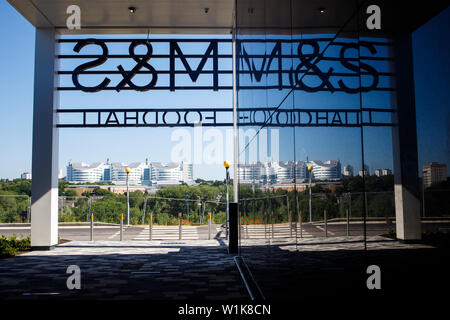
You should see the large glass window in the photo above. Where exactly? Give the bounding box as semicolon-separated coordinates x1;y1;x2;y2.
235;0;398;296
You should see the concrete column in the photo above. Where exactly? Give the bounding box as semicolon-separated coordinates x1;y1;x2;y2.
30;28;59;250
391;33;421;241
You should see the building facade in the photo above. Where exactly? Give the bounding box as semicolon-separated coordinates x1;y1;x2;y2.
343;165;354;177
150;162;193;186
308;160;342;181
238;160;340;185
66;162;110;183
375;168;393;177
423;162;447;187
66;160;193;185
358;165;370;177
20;172;31;180
12;0;446;250
110;162;148;184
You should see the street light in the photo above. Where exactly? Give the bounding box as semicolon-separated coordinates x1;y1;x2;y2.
224;160;230;240
125;167;131;226
308;165;313;223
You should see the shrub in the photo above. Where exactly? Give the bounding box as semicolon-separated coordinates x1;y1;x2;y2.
212;211;226;224
0;242;17;258
0;234;31;258
156;212;170;225
16;236;31;251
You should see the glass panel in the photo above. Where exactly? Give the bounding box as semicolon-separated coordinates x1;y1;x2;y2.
235;0;401;298
413;7;450;228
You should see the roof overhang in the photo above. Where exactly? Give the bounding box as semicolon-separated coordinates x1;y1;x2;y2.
7;0;235;34
7;0;449;35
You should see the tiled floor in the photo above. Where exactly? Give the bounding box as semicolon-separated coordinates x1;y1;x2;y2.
0;236;446;300
0;240;248;300
240;236;448;300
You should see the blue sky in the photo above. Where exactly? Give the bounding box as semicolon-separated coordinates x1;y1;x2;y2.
0;1;448;180
413;7;450;173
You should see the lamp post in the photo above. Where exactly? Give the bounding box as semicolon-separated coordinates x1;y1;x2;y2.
224;160;230;240
125;167;130;226
308;165;313;223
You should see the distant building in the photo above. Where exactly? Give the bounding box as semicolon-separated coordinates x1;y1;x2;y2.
358;165;370;177
110;162;147;184
308;160;342;181
67;162;110;183
21;172;31;180
238;162;266;183
343;165;353;177
375;168;392;177
66;160;193;186
423;162;447;188
150;161;193;186
238;160;341;185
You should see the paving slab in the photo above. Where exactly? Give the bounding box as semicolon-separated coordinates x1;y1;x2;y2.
0;240;248;300
1;236;448;301
238;236;449;300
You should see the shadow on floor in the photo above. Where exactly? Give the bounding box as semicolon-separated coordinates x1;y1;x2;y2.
0;244;248;300
240;244;450;300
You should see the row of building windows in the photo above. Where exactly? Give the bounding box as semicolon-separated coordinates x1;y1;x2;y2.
238;160;342;185
238;161;395;185
66;160;193;186
422;162;447;188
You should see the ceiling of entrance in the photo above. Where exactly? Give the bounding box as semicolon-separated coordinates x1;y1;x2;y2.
7;0;449;35
7;0;235;34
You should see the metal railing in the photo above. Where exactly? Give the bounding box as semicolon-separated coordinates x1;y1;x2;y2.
2;190;448;241
56;195;227;225
237;191;400;240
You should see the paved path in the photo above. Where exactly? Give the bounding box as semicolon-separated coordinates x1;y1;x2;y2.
238;236;449;300
0;235;448;301
0;240;248;300
133;225;222;240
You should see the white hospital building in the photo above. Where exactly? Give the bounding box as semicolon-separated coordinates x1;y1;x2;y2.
66;159;193;186
238;160;341;185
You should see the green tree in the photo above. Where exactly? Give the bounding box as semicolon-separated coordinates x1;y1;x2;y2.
92;188;112;196
64;189;78;197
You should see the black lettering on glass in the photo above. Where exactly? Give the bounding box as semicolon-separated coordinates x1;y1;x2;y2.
338;43;379;93
170;40;218;91
72;39;111;92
